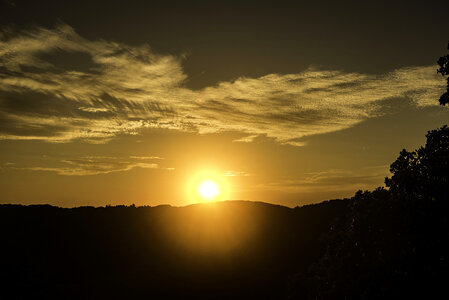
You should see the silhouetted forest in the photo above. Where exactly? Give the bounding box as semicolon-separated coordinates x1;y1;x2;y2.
1;125;448;299
1;199;349;299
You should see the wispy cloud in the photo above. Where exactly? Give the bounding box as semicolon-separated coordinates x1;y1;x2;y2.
78;106;109;113
6;155;163;176
224;170;252;177
252;166;390;194
0;24;446;144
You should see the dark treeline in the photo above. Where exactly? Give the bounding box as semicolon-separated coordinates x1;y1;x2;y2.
1;125;448;299
0;199;348;299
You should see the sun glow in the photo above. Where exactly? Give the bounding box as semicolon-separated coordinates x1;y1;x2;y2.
184;168;232;204
186;170;228;203
198;180;221;200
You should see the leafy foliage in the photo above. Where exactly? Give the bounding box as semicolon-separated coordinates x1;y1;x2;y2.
437;41;449;105
386;125;449;203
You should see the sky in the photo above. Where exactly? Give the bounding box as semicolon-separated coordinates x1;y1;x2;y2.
1;0;448;207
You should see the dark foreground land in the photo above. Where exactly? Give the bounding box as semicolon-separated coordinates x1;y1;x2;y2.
0;200;320;298
0;194;447;300
1;126;448;299
0;200;347;299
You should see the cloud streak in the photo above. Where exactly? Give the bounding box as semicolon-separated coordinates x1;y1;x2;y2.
6;155;163;176
252;165;390;194
0;24;446;144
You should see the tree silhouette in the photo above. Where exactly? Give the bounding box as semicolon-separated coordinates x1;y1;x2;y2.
385;125;449;203
286;125;449;299
437;41;449;105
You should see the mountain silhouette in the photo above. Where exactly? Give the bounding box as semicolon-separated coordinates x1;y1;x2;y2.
1;200;348;299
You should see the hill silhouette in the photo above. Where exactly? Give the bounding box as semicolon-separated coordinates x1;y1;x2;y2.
0;200;348;299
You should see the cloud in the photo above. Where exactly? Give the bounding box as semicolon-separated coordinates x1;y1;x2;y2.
223;170;252;177
0;24;446;144
78;106;109;113
129;155;164;160
252;166;390;194
195;67;445;142
8;155;162;176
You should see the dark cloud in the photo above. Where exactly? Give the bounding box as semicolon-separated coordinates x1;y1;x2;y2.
0;111;72;137
0;90;80;117
266;109;332;124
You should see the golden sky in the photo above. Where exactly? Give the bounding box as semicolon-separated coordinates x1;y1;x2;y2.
1;1;448;207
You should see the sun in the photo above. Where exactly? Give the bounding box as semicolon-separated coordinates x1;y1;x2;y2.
186;170;229;203
197;179;221;201
198;180;220;199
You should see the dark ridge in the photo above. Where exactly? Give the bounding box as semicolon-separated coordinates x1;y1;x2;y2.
0;200;348;299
